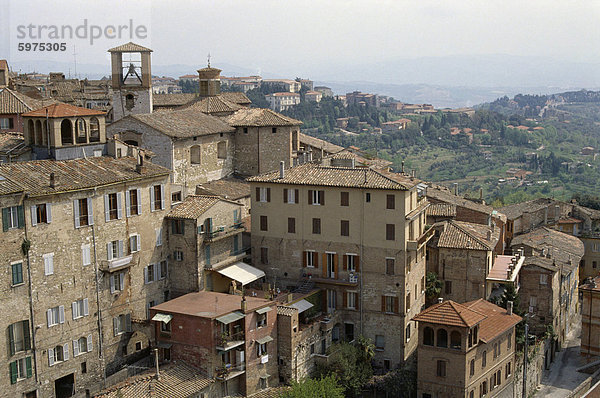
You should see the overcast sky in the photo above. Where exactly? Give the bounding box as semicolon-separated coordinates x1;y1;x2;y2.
2;0;600;83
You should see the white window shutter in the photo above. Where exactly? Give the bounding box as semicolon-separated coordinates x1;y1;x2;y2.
120;273;125;291
110;275;115;294
118;240;124;258
150;187;155;212
59;305;65;324
144;267;149;284
82;245;91;266
107;242;113;261
129;236;135;253
113;317;118;336
46;203;52;223
48;348;54;366
137;189;142;214
125;191;131;217
87;334;93;352
156;228;162;246
49;255;54;274
87;198;94;226
72;302;77;319
73;200;80;228
73;339;79;357
47;309;52;327
160;185;165;210
136;234;141;251
83;298;89;316
63;343;69;361
116;192;123;219
30;205;37;226
104;194;110;222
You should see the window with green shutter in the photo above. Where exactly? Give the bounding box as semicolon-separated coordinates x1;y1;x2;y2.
11;262;23;286
9;361;17;384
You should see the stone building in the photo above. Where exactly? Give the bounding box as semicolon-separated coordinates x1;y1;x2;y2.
149;291;278;397
414;299;521;398
247;162;432;369
265;92;300;112
0;88;54;134
0;132;30;163
511;227;582;344
580;276;600;358
0;153;171;397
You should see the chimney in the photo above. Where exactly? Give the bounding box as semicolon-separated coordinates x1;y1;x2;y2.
49;172;57;188
480;188;483;200
412;169;416;177
453;183;458;195
487;230;491;240
401;161;405;174
438;297;443;304
154;348;160;380
136;153;145;174
279;161;285;179
507;301;513;315
241;296;247;313
287;293;293;303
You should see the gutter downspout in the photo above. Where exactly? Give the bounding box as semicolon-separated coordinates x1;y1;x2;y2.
359;187;365;335
588;291;593;356
23;198;39;383
91;214;106;387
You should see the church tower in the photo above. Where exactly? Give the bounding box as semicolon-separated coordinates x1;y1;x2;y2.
109;42;153;121
197;59;222;98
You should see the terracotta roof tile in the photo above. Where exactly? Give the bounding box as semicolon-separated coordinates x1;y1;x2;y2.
436;220;499;251
152;291;273;318
167;195;220;220
413;300;487;328
511;226;584;270
427;203;456;218
219;92;251;105
153;93;198;108
498;198;558;221
465;299;522;343
22;102;105;118
0;156;169;197
0;88;55;114
183;95;243;114
0;175;24;196
276;306;297;317
223;108;301;127
108;42;153;52
427;186;493;215
0;132;27;155
299;133;343;153
247;163;418;190
129;108;235;138
195;175;250;200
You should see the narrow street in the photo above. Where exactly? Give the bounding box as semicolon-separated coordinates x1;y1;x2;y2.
535;316;589;397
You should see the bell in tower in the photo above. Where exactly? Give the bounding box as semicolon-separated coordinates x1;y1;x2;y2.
108;42;153;121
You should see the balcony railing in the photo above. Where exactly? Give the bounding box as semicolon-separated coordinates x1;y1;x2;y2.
216;331;245;351
215;362;246;380
99;254;134;272
203;223;245;242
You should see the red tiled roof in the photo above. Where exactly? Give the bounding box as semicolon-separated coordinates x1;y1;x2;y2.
413;300;487;328
22;102;105;118
465;299;522;343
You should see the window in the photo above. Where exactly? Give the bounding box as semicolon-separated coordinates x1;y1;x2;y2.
346;254;357;272
450;331;461;349
217;141;227;159
310;343;315;355
113;314;131;336
406;292;411;311
327;289;336;312
386;258;395;275
110;272;125;293
0;117;14;129
507;332;512;349
243;127;248;134
43;253;54;275
386;224;395;240
81;244;91;266
326;253;336;278
71;298;89;319
495;369;501;386
47;305;65;327
506;361;511;376
76;118;87;143
73;335;93;356
272;127;277;134
89;117;100;142
160;320;171;334
341;192;349;206
171;191;182;204
436;360;446;377
595;261;598;269
171;219;185;235
104;193;122;221
308;190;324;205
11;262;23;286
383;295;396;313
74;198;93;228
257;187;271;203
9;357;32;384
205;245;211;265
190;145;201;164
261;247;268;264
347;292;357;309
386;194;395;209
151;184;165;212
126;234;141;255
437;329;448;348
482;350;487;367
540;274;547;285
126;189;141;216
470;359;475;376
8;320;30;355
174;250;184;261
375;335;385;350
445;281;452;295
341;220;349;236
156;227;163;246
107;240;124;260
421;276;425;293
366;193;371;202
260;215;268;231
30;203;51;225
305;251;317;268
283;188;299;204
406;324;411;342
2;206;24;230
257;342;268;357
48;344;69;366
257;313;267;328
312;218;321;234
145;263;156;284
423;327;434;346
288;217;296;233
160;260;168;279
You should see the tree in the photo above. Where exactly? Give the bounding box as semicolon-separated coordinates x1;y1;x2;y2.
426;272;443;301
282;375;344;398
498;282;521;314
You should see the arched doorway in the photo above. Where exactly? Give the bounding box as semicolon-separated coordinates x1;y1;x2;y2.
60;119;73;145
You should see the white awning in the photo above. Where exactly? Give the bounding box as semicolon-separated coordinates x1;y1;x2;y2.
289;299;314;314
256;306;272;314
256;335;274;344
151;313;173;324
216;311;245;325
216;262;265;286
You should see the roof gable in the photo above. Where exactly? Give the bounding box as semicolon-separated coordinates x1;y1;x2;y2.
108;42;152;52
22;102;105;118
413;300;487;328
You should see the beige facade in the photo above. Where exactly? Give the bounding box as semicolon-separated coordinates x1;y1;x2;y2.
581;277;600;357
248;163;431;368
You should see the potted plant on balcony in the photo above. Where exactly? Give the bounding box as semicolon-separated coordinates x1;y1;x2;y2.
216;365;229;379
219;331;230;347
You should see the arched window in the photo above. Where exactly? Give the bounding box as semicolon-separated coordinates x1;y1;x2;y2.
450;331;462;349
42;119;48;146
423;326;434;346
27;119;34;144
190;145;201;164
89;117;100;142
35;120;42;146
217;141;227;159
125;93;135;110
60;119;73;145
76;118;87;143
437;328;448;348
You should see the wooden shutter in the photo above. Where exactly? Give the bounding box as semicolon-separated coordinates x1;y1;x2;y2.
355;294;360;311
107;243;113;261
59;305;65;324
125;191;131;217
294;189;299;203
72;302;77;319
266;188;271;202
110;275;116;293
144;266;149;284
87;334;93;352
120;273;125;291
17;206;24;228
308;190;313;205
314;252;319;268
256;187;260;201
25;356;32;378
321;290;328;313
136;189;142;214
73;339;79;357
9;361;17;384
381;296;386;312
160;185;165;209
334;254;338;278
322;254;327;277
126;314;132;332
319;191;325;205
46;203;52;223
48;348;54;366
47;309;52;327
8;324;14;355
343;255;348;270
113;317;118;336
343;292;347;308
116;192;123;219
30;205;37;226
104;194;110;222
283;189;288;203
63;343;69;361
87;198;94;225
302;251;307;267
118;240;124;258
83;298;89;316
355;256;360;272
394;297;399;314
23;320;30;350
150;186;155;212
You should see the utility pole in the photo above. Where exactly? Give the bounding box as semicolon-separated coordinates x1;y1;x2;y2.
522;320;529;398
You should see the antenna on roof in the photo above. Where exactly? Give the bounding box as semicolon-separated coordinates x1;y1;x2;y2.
207;53;211;68
73;45;78;79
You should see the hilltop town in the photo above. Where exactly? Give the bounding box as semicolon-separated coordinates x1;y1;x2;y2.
2;42;600;398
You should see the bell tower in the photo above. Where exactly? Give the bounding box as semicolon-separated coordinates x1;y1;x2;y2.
197;55;222;98
109;42;153;121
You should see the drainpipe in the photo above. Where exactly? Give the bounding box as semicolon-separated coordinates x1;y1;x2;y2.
359;187;365;335
22;198;39;383
588;291;593;356
92;221;107;387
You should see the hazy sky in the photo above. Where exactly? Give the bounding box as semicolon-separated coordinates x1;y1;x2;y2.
2;0;600;79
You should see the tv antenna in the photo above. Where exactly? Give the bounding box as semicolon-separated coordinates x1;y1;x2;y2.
73;45;78;79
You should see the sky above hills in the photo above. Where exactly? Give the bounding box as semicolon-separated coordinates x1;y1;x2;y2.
2;0;600;98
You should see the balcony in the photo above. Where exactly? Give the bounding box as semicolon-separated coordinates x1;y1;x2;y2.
215;362;246;380
216;331;245;352
300;272;359;287
99;254;134;272
203;223;245;243
407;225;435;251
